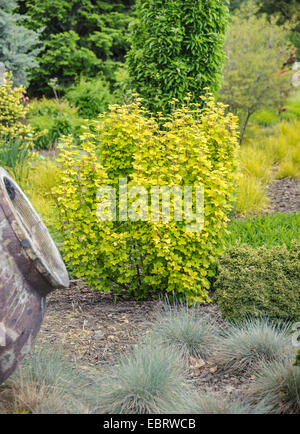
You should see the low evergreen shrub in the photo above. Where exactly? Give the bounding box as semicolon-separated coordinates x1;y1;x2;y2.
214;243;300;322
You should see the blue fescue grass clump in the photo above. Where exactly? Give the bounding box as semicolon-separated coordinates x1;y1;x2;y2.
225;212;300;249
249;357;300;414
148;302;220;360
10;347;97;414
186;391;271;414
94;344;196;414
213;318;293;374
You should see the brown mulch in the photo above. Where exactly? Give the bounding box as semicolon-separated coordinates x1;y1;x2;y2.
37;282;162;369
266;178;300;213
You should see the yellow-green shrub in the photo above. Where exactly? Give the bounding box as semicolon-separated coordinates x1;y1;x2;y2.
53;97;239;302
0;72;32;139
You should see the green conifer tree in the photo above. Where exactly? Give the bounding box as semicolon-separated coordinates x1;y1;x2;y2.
0;0;41;86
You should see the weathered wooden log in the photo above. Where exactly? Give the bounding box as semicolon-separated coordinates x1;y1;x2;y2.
0;167;69;385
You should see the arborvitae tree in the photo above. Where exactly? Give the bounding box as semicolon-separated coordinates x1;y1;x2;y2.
0;0;41;86
127;0;229;114
18;0;135;96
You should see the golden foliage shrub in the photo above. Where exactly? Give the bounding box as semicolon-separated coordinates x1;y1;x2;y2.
0;72;32;139
53;97;239;301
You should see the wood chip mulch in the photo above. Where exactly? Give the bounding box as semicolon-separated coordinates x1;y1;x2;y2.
36;282;162;370
267;178;300;213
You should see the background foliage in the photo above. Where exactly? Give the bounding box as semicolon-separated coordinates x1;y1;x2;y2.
18;0;134;95
65;76;115;119
0;72;32;137
219;1;293;143
27;97;85;149
256;0;300;53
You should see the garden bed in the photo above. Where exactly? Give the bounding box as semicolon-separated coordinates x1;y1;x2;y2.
37;282;254;401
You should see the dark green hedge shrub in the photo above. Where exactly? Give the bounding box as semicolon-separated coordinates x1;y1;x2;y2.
214;243;300;322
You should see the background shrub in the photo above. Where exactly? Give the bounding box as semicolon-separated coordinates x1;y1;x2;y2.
213;243;300;322
65;76;115;119
219;1;293;143
252;109;279;127
256;0;300;54
127;0;229;113
281;91;300;122
28;98;85;149
0;72;32;138
54;97;239;302
18;0;135;96
0;0;41;87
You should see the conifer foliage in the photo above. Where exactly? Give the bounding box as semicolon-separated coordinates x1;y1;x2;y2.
0;0;41;86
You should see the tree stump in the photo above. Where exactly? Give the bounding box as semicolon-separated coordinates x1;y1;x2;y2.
0;168;69;384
